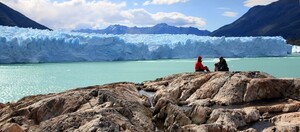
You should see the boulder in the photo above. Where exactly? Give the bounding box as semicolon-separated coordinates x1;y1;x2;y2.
188;106;212;124
263;126;300;132
271;112;300;127
187;72;230;102
154;101;192;130
182;124;237;132
244;79;293;102
285;79;300;100
212;73;249;105
0;123;25;132
207;108;247;128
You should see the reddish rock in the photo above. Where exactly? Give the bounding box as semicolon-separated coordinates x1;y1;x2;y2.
0;103;6;109
1;123;25;132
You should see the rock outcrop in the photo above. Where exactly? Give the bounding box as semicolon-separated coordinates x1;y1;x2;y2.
0;83;154;131
0;71;300;131
144;71;300;131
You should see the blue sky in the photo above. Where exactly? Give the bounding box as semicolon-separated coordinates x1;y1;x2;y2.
0;0;278;31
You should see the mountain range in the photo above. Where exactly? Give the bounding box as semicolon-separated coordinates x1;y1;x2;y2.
75;23;211;36
0;2;50;30
211;0;300;45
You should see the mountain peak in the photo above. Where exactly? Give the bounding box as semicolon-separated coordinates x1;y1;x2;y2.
0;2;50;30
154;23;170;27
106;24;127;30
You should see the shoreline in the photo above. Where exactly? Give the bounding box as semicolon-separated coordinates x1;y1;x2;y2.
1;54;300;65
1;59;300;103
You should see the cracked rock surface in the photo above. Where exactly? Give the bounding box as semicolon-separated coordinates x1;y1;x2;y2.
1;71;300;132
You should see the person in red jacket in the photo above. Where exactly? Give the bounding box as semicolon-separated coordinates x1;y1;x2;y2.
195;56;210;72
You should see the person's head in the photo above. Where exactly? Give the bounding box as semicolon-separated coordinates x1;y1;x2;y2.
219;56;224;61
197;56;202;62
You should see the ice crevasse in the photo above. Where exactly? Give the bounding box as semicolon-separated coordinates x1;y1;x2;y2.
0;26;293;63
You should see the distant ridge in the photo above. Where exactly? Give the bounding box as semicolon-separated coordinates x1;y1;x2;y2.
0;2;50;30
211;0;300;45
75;23;210;36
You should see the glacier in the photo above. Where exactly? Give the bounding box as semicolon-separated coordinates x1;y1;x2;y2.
0;26;292;64
292;46;300;53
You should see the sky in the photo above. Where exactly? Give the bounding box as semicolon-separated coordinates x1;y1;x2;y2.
0;0;278;31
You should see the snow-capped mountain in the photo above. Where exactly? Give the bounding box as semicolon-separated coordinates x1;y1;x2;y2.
75;23;211;36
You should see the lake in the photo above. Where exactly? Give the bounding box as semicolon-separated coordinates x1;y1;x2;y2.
1;55;300;103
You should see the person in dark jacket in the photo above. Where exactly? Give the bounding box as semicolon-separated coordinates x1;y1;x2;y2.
215;56;229;71
195;56;210;72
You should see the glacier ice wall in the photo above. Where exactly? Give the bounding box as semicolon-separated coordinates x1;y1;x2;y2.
0;26;292;63
292;46;300;53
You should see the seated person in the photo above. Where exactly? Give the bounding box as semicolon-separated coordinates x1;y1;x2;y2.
195;56;210;72
215;56;229;71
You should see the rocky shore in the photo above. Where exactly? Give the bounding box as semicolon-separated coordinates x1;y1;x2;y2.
0;71;300;132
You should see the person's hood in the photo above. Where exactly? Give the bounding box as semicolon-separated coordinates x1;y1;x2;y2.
197;56;202;61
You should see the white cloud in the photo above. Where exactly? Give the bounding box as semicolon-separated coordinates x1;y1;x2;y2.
217;7;231;10
0;0;127;30
133;2;139;6
122;9;206;28
0;0;205;30
222;11;238;17
143;0;188;6
244;0;278;7
143;1;151;6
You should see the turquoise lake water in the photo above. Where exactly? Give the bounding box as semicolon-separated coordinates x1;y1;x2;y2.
1;55;300;103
